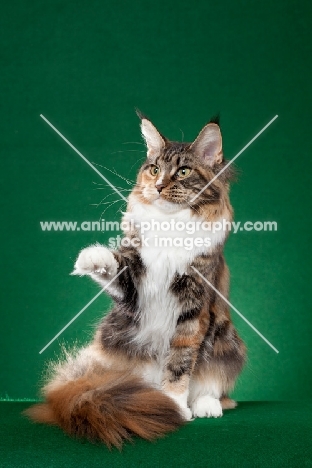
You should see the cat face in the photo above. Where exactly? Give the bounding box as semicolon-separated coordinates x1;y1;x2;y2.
131;116;233;213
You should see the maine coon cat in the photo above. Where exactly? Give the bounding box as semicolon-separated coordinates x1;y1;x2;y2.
26;113;246;448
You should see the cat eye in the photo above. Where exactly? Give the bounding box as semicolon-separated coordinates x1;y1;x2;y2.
150;165;160;176
176;167;191;178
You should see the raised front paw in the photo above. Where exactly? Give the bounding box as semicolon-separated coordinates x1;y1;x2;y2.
72;244;118;277
191;395;223;418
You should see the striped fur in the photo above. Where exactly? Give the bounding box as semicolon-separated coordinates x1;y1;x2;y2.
26;114;246;448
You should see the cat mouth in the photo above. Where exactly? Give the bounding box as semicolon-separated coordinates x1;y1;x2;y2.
155;192;173;203
157;192;186;204
152;194;188;212
141;189;187;210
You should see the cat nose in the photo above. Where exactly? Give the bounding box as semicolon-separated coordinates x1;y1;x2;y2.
156;183;165;193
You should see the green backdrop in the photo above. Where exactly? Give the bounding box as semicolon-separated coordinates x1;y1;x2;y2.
1;0;311;403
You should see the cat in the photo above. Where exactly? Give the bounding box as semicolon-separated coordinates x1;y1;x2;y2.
25;112;246;448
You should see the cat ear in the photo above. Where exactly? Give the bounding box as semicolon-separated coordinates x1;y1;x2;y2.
190;123;223;166
140;118;166;156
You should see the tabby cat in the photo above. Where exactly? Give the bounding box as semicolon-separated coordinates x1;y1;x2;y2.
26;113;246;448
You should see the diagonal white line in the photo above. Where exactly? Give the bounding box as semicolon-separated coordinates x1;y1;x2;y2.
40;114;128;202
191;266;279;353
39;266;128;354
190;115;278;203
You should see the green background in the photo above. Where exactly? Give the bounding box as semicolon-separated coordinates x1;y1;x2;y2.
1;0;312;403
1;401;312;467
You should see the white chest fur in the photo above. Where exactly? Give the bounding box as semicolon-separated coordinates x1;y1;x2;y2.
123;202;229;356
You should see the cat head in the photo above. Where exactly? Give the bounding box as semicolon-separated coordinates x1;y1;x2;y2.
130;112;234;214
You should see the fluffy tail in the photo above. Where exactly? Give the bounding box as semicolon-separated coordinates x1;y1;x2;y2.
24;371;184;449
220;396;237;410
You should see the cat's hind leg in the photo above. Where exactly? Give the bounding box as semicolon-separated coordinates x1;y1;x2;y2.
188;370;224;418
188;323;246;419
189;257;246;419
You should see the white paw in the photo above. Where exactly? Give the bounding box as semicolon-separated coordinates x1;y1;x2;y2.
72;245;118;276
191;395;223;418
171;400;193;421
165;391;193;421
180;406;193;421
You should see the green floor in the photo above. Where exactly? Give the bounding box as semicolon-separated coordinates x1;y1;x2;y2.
1;402;311;468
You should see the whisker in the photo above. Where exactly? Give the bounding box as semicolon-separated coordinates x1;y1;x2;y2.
91;164;134;185
117;205;127;217
127;157;146;174
90;195;114;207
178;127;184;142
90;195;120;208
110;150;146;154
90;189;129;208
180;194;201;215
97;200;125;207
99;184;132;191
112;167;136;185
99;199;126;219
93;186;132;192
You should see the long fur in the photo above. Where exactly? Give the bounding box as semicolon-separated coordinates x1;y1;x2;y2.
25;114;246;448
25;371;184;449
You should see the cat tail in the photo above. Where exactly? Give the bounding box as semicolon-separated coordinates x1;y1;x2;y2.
220;396;237;410
24;371;184;449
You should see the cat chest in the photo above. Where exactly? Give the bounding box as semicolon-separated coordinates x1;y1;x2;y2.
137;229;209;320
133;248;192;355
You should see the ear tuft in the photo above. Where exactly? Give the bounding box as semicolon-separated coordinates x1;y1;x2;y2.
191;123;223;166
209;114;221;126
140;118;166;157
135;108;147;120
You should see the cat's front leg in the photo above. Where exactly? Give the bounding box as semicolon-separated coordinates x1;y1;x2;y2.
71;244;126;299
162;273;210;421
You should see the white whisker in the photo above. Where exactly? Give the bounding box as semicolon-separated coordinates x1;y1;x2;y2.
91;164;134;185
110;150;146;154
99;199;127;219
